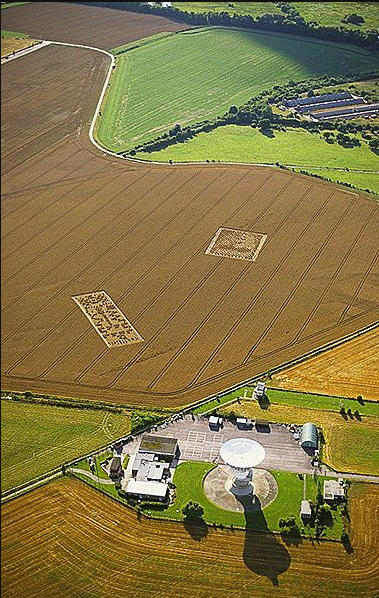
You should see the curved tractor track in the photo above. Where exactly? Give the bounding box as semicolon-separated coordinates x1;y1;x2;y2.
1;3;379;409
1;478;379;598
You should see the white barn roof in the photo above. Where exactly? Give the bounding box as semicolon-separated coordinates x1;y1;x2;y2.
125;479;168;499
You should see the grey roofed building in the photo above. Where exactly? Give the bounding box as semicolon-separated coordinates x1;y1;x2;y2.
132;451;155;474
136;460;169;482
109;456;122;480
139;435;178;460
300;423;318;449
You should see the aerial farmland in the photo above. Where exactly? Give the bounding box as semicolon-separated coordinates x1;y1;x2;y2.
1;2;379;597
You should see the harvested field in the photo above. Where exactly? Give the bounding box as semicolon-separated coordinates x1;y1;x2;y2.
1;478;379;597
1;36;38;57
0;1;191;49
1;41;379;408
272;326;379;400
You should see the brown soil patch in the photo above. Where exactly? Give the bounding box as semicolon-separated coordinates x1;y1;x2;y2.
1;37;39;58
0;2;192;49
1;9;378;409
271;326;379;400
1;478;379;597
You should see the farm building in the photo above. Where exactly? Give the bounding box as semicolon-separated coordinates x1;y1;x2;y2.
236;417;252;430
323;479;346;502
300;423;318;449
284;91;352;108
138;435;178;462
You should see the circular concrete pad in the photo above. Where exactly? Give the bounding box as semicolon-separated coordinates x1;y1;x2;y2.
204;466;278;513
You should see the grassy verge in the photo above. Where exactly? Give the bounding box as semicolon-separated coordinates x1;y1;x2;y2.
265;388;379;416
292;167;379;195
1;2;30;9
1;29;29;38
1;399;131;492
137;125;379;194
98;27;378;153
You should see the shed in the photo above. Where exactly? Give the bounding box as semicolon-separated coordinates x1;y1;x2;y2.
254;381;266;399
300;423;318;449
109;456;122;480
300;500;312;519
236;417;250;429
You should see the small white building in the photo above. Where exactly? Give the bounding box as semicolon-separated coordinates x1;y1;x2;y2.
300;500;312;519
253;381;266;400
323;479;346;502
124;479;169;501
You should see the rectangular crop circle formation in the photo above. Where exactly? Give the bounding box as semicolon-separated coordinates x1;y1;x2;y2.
205;228;267;261
72;291;144;348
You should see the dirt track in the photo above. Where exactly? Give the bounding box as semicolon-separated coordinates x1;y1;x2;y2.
1;2;190;49
2;4;379;408
1;478;378;597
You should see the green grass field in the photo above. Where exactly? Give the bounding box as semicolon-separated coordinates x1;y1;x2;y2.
97;27;379;152
1;2;30;9
173;2;379;31
140;461;344;538
172;2;282;17
1;29;29;38
266;388;379;416
1;400;131;492
138;125;379;194
293;2;379;32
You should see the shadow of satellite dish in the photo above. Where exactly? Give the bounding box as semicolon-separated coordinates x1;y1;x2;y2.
241;496;291;586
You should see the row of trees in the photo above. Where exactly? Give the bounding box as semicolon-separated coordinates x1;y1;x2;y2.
73;2;379;50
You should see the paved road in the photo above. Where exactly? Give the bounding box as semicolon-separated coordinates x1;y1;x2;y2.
70;468;114;485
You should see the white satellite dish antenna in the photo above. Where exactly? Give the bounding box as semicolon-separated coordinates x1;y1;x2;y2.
220;438;265;496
